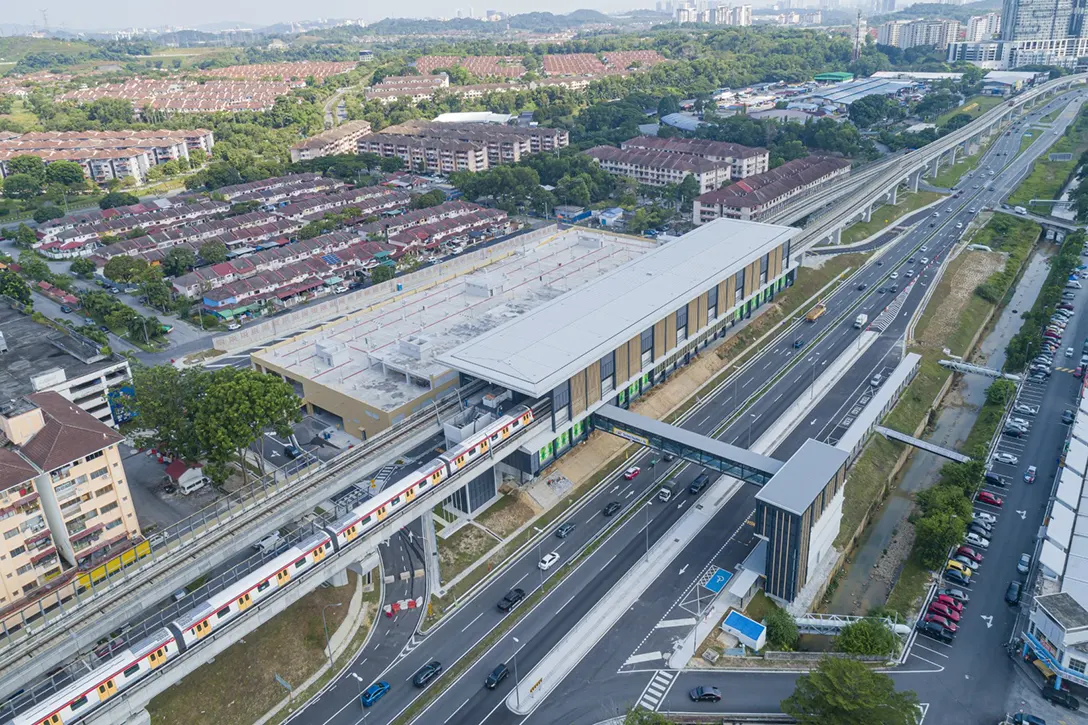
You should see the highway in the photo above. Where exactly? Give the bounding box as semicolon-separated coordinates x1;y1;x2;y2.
275;92;1086;725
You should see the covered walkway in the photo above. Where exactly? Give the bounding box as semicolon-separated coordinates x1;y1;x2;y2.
874;425;971;463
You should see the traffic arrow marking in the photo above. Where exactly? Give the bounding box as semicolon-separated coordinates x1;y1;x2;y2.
1016;510;1027;520
981;615;993;628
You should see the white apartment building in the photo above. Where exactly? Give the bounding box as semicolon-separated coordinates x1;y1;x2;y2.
967;12;1002;41
585;146;732;194
879;18;961;49
619;135;769;178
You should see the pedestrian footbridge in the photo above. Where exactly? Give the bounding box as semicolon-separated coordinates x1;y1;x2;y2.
874;425;971;463
590;404;782;485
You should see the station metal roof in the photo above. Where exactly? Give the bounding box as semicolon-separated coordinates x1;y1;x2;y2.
755;439;848;516
438;219;798;397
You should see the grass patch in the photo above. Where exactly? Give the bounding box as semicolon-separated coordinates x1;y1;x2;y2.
437;524;498;585
884;554;930;619
475;491;537;538
1009;105;1088;207
937;94;1004;125
148;572;368;725
0;99;38;129
744;589;774;622
1041;106;1064;124
840;191;942;244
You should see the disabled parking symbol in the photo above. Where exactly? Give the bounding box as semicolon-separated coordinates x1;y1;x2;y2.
701;567;732;594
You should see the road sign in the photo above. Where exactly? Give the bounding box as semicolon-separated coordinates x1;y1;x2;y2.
702;567;732;594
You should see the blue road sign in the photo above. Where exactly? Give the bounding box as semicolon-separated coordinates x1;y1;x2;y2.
703;567;732;594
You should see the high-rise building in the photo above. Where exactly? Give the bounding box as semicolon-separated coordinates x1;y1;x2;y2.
967;12;1002;40
1001;0;1075;41
878;18;961;49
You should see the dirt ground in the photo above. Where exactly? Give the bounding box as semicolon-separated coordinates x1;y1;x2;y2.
915;251;1005;348
438;524;498;580
476;491;540;538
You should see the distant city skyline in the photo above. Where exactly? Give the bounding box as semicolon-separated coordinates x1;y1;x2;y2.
3;1;654;33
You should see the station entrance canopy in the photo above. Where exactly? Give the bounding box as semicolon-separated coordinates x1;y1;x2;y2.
591;405;782;485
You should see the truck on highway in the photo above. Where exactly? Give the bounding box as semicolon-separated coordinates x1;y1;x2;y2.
805;301;827;322
854;313;869;329
657;479;677;502
1014;206;1028;215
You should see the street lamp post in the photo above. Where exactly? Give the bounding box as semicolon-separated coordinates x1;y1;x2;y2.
321;603;343;670
512;637;521;710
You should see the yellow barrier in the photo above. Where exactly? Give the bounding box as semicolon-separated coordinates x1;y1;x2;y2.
76;540;152;590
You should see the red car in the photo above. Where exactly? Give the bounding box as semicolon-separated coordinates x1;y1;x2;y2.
928;602;961;623
623;467;640;480
935;594;964;613
957;546;983;564
977;491;1003;507
1077;366;1085;379
924;613;958;633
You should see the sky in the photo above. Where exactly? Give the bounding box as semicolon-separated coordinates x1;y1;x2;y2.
5;1;639;32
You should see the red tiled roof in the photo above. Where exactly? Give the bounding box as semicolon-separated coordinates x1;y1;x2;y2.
0;449;36;492
19;392;123;473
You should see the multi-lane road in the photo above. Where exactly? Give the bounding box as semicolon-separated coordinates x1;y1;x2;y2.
272;94;1086;725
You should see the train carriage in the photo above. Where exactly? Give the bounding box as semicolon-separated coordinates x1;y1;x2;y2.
13;629;177;725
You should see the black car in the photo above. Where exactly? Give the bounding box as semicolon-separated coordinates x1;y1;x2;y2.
59;305;72;313
689;472;711;494
663;452;676;462
98;325;110;333
1042;687;1080;710
1063;409;1076;424
689;686;722;702
857;283;867;291
1006;581;1022;606
792;337;804;348
969;520;993;535
603;501;622;516
916;620;954;644
555;522;576;539
889;285;898;293
876;287;886;294
497;588;526;612
412;660;443;688
283;445;303;460
1003;427;1024;438
485;663;509;689
985;472;1009;488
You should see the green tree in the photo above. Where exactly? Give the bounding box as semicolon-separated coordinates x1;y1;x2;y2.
198;240;229;264
44;160;87;187
13;223;37;248
143;280;173;311
2;173;40;200
782;657;920;725
103;256;149;283
835;618;899;656
7;155;46;185
913;511;966;569
765;606;799;651
99;191;140;210
162;247;197;277
17;251;51;282
124;366;208;460
370;264;395;284
410;189;447;210
33;206;65;224
379;156;405;173
623;709;671;725
677;174;700;206
70;257;97;277
985;378;1017;406
194;367;302;483
657;95;681;117
0;270;31;304
160;160;180;176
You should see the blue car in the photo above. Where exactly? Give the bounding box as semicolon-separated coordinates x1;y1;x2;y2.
360;680;390;707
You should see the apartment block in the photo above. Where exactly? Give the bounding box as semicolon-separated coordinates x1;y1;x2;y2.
878;18;961;49
0;391;140;609
967;12;1002;41
364;74;449;105
585;145;732;194
619;135;769;178
357;133;489;175
290;120;374;163
693;156;852;223
382;120;569;158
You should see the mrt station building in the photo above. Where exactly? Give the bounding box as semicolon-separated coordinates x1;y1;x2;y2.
439;218;800;474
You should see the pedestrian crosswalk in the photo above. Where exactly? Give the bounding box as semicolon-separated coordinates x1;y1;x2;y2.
637;670;676;711
870;282;913;332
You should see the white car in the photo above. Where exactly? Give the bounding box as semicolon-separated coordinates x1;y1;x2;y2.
1068;347;1075;357
890;272;899;279
993;452;1019;465
973;511;997;524
538;552;560;571
965;532;991;550
1013;403;1038;416
921;257;930;265
1009;417;1031;429
920;246;928;252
